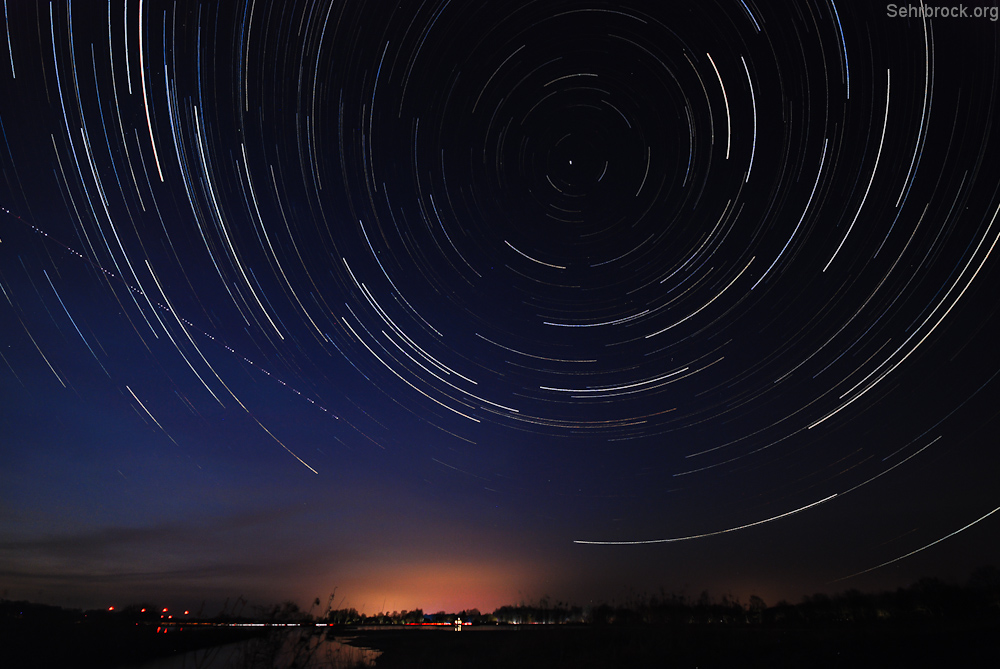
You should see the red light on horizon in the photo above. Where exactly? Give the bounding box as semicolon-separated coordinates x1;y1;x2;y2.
108;606;115;611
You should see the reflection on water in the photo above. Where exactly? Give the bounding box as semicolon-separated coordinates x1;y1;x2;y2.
122;629;379;668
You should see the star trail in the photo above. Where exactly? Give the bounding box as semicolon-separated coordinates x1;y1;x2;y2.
1;1;999;614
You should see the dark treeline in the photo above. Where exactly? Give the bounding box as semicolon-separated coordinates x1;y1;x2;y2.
327;565;1000;626
3;565;999;628
583;566;1000;626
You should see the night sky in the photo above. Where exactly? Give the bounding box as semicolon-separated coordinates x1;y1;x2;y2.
2;1;999;616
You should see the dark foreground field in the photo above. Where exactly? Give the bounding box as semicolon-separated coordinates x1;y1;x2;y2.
1;619;265;668
3;619;999;667
345;621;1000;669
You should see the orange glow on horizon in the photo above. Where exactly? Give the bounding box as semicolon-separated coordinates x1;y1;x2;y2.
318;557;549;615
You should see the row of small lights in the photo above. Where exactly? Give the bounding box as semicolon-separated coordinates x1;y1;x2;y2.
105;607;338;627
107;606;190;618
105;607;472;627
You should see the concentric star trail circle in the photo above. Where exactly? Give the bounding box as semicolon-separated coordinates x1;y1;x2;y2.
1;1;999;604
